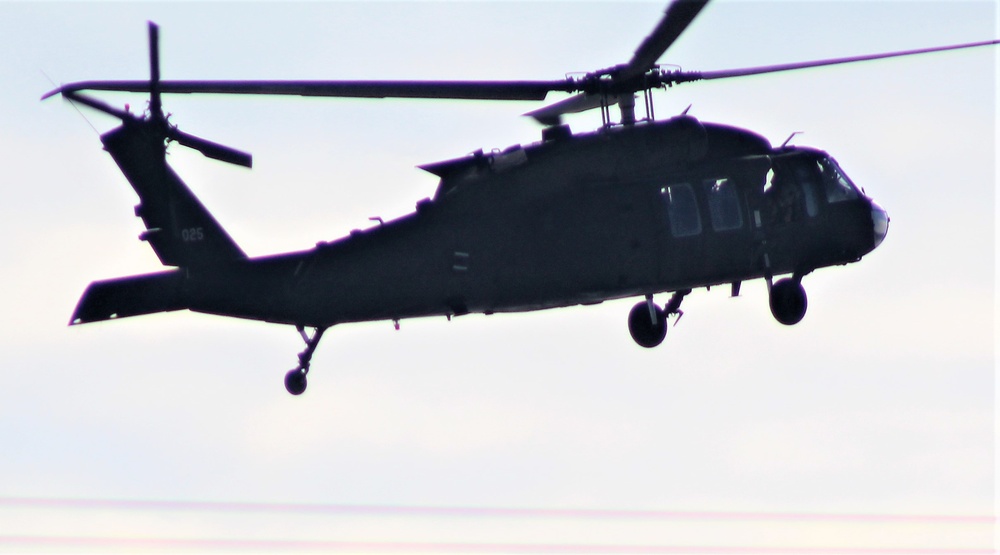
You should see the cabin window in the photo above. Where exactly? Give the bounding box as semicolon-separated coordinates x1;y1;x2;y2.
661;184;702;237
704;178;743;231
817;158;859;203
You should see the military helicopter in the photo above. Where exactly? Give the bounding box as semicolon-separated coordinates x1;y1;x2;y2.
44;0;998;395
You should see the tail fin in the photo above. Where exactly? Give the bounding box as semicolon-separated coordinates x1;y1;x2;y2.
45;22;250;269
102;122;247;268
70;270;186;325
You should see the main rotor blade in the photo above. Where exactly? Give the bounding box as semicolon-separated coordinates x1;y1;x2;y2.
169;128;253;168
524;93;620;125
47;79;577;101
676;39;1000;83
621;0;710;81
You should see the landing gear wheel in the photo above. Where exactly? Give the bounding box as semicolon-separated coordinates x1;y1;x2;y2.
628;301;667;348
282;326;327;395
284;369;307;396
769;278;807;325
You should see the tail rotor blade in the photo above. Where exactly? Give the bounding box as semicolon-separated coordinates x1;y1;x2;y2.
62;90;132;121
148;21;162;118
169;128;253;168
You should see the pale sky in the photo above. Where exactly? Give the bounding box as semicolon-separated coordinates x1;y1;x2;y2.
1;1;996;553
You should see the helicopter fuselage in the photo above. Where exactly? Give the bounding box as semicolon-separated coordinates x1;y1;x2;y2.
83;115;886;330
54;5;995;394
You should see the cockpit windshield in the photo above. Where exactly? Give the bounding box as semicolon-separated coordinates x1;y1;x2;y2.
816;156;859;203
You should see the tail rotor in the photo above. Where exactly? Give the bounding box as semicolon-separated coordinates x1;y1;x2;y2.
44;21;252;169
148;22;163;121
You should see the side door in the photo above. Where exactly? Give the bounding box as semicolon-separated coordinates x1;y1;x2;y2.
658;175;756;287
757;156;823;274
657;180;706;285
699;176;754;281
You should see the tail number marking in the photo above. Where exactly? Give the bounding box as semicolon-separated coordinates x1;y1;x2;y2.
181;227;205;242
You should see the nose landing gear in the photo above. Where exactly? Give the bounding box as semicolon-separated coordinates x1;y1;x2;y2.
284;325;327;395
628;290;688;348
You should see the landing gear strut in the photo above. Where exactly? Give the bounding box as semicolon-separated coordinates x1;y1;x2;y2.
628;290;688;348
769;277;807;325
284;325;327;395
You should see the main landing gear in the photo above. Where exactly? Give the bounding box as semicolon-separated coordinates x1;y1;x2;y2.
627;277;808;346
768;276;808;325
284;325;327;396
628;290;688;348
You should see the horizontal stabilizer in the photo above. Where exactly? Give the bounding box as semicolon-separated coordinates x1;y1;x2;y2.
70;271;187;325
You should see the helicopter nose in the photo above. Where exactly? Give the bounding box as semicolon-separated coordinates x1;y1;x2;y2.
871;201;889;249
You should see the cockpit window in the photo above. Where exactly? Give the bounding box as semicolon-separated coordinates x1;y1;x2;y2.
661;184;702;237
817;157;859;203
704;178;743;231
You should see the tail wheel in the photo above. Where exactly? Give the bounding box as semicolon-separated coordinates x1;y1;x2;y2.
628;301;668;348
282;326;327;395
769;278;807;325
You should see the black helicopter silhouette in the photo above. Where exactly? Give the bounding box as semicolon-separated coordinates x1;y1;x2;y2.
44;1;998;395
